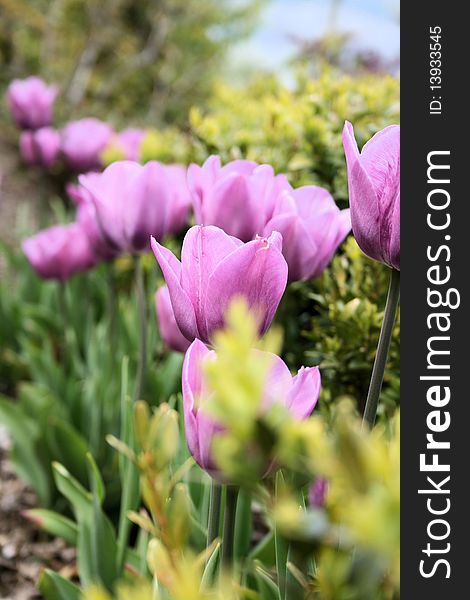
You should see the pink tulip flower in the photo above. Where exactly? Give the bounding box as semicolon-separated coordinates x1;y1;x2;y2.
342;122;400;270
264;185;351;282
188;155;290;242
114;128;146;161
182;338;321;472
61;118;113;172
66;182;117;260
22;223;97;281
79;161;191;253
6;76;58;130
19;127;61;169
151;225;288;345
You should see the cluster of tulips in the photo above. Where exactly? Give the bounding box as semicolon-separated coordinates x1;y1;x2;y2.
7;73;400;506
7;76;145;171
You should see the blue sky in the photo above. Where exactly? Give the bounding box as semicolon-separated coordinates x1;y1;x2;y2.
230;0;399;76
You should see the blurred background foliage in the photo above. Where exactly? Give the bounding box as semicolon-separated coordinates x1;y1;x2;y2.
0;0;264;125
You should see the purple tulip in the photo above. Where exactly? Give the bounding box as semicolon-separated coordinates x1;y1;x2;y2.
61;118;113;172
151;225;288;345
263;185;351;282
66;182;117;260
342;122;400;270
79;161;191;253
19;127;61;168
308;478;328;508
22;223;97;281
155;285;191;353
188;155;290;242
6;76;58;130
114;128;146;161
182;338;321;472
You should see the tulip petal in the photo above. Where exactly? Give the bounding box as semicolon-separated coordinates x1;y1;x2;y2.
261;351;294;410
151;237;200;341
79;163;138;250
360;125;400;267
287;366;321;419
207;174;264;240
182;339;220;470
264;213;317;282
180;225;242;341
343;121;383;264
360;125;400;201
204;231;288;339
389;194;400;270
188;156;221;223
293;185;337;219
124;162;169;250
155;286;191;353
220;159;258;177
182;340;210;466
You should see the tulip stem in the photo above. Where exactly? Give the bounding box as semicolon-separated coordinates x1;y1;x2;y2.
362;268;400;428
207;481;222;548
285;543;309;600
133;255;147;402
221;486;239;566
57;282;69;371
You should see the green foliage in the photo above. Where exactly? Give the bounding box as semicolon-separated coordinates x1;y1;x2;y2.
0;242;184;508
187;72;399;201
277;237;400;420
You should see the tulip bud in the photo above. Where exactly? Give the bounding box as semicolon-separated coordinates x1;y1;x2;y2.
6;76;58;130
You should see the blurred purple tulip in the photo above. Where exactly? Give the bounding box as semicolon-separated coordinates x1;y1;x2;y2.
155;285;191;353
151;225;288;345
308;478;328;508
342;122;400;270
79;161;190;253
66;182;117;260
61;118;113;172
19;127;61;169
6;76;58;130
114;128;146;161
22;223;97;281
264;185;351;282
187;155;290;242
182;338;320;472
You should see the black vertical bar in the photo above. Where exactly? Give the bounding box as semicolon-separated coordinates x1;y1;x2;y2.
401;4;467;597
